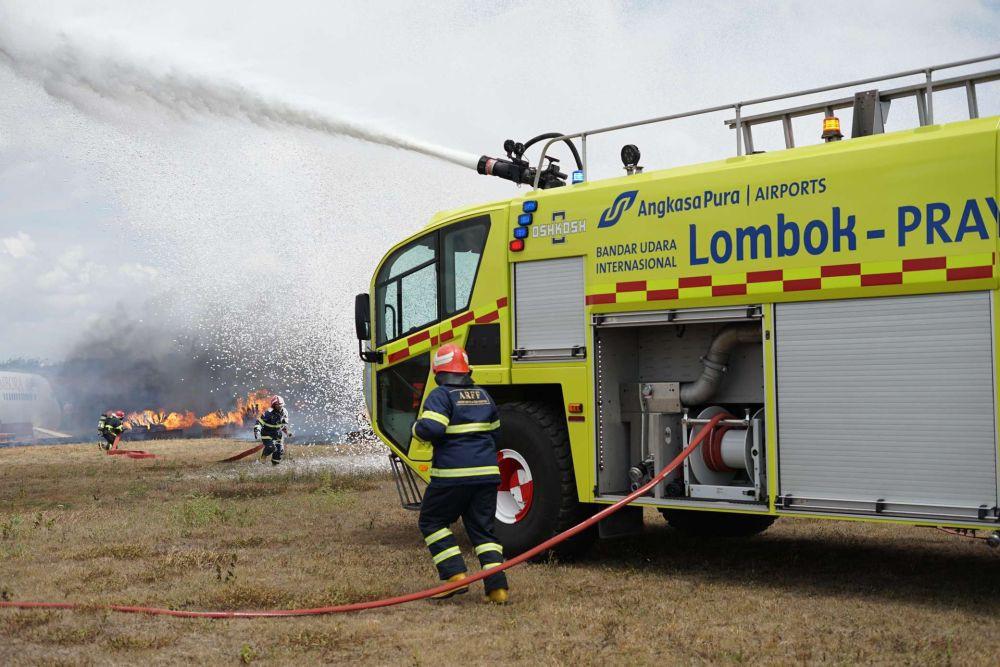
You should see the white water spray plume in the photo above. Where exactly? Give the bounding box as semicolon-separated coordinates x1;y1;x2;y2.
0;20;479;170
0;11;496;440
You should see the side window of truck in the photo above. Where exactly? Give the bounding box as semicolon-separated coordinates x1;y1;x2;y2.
401;263;437;335
375;236;437;345
441;219;489;316
373;215;490;346
378;282;399;342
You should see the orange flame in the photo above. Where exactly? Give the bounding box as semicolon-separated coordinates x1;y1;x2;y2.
125;389;272;431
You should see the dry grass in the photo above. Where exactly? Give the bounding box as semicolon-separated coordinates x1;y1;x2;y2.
0;438;998;665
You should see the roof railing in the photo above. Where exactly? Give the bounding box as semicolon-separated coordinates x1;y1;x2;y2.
532;53;1000;189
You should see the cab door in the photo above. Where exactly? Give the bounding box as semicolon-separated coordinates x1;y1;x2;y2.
370;214;494;473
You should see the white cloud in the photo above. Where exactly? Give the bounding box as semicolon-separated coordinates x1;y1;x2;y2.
0;258;12;291
36;246;103;294
1;231;35;259
35;265;70;292
56;246;85;268
117;262;160;283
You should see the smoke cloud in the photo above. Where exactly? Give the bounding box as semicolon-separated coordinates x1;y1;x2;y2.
46;306;359;439
55;311;240;435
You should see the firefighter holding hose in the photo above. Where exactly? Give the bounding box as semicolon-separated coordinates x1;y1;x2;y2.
254;395;290;465
97;410;125;451
411;343;509;605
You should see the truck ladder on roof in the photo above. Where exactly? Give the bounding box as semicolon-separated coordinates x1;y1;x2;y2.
532;53;1000;188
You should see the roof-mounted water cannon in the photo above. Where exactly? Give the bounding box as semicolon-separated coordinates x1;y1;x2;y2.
476;132;583;190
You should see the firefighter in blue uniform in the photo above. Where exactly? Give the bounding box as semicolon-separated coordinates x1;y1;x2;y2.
412;343;509;604
253;395;290;465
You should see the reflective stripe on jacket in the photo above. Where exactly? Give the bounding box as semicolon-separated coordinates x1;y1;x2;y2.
257;408;289;440
412;378;500;486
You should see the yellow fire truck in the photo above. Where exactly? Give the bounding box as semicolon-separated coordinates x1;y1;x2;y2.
356;55;1000;555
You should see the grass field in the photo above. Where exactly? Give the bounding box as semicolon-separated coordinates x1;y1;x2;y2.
0;439;998;665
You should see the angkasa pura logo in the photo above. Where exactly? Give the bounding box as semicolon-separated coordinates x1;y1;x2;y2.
598;190;638;228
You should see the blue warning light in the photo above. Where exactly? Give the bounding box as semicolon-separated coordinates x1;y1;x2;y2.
513;227;529;239
517;213;533;226
522;200;538;213
572;170;585;184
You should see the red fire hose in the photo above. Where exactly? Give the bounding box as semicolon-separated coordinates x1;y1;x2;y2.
106;433;157;459
108;450;156;459
218;443;264;462
0;414;727;619
109;437;263;462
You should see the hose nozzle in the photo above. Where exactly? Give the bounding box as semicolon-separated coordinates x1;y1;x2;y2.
477;155;531;185
477;155;566;190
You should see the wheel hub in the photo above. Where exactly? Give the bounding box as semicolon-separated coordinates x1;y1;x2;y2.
496;449;533;524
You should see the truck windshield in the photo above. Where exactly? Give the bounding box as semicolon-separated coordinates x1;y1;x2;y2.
374;216;489;345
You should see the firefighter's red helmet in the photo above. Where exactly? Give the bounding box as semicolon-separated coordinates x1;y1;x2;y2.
432;344;470;374
114;410;125;418
271;395;284;408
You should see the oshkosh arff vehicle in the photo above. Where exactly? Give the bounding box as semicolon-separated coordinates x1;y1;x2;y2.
356;54;1000;555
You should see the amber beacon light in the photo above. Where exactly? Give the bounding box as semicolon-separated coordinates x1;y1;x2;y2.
821;115;843;142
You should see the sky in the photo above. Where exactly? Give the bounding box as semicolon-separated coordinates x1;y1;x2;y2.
0;0;998;422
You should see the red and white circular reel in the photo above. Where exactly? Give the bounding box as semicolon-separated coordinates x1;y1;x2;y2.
496;448;534;524
688;406;763;486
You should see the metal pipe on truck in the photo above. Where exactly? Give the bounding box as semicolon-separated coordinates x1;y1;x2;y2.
680;324;762;406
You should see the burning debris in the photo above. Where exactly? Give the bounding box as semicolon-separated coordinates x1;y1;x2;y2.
124;389;272;440
9;311;356;442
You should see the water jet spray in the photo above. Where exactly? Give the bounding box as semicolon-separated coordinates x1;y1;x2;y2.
0;20;481;170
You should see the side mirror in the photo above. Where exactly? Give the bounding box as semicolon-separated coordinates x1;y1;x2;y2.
355;293;383;364
354;293;371;340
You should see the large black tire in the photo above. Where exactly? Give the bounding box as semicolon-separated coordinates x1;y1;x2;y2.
660;508;777;537
493;401;596;559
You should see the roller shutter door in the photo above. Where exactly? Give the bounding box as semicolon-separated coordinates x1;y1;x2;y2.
775;291;998;521
513;257;585;360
